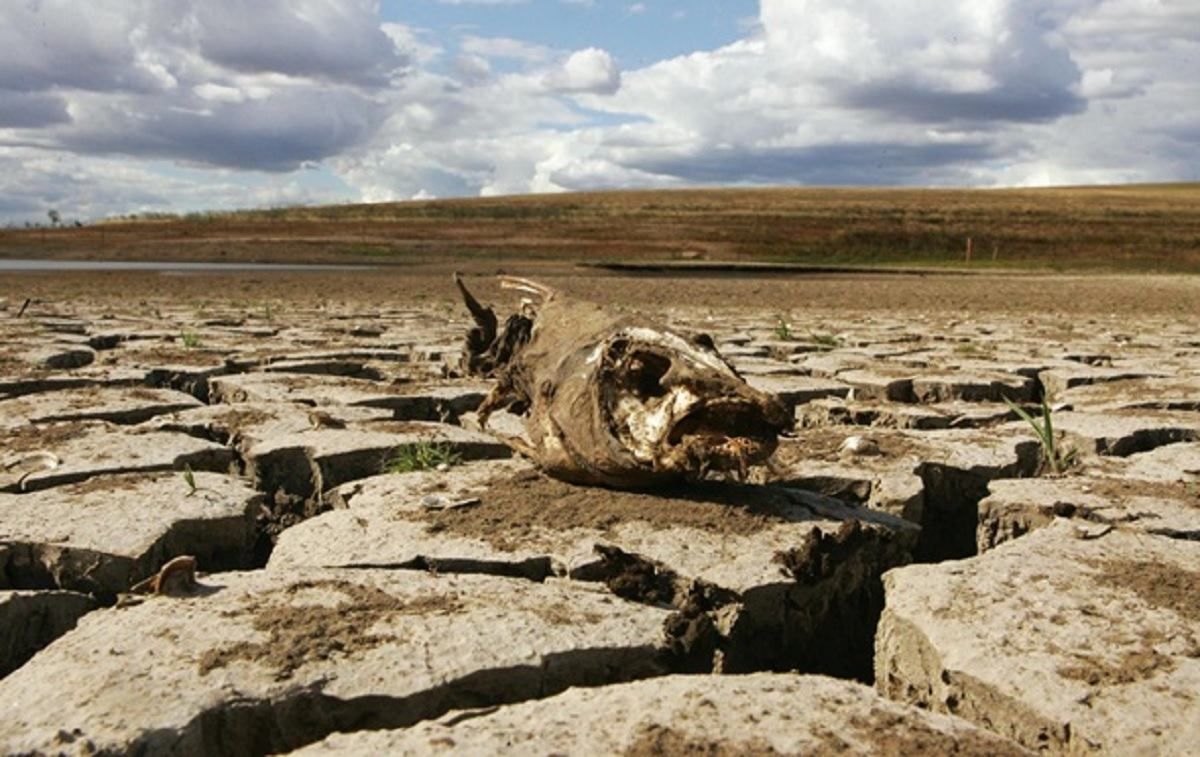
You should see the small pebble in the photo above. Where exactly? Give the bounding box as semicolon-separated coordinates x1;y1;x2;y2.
839;435;880;457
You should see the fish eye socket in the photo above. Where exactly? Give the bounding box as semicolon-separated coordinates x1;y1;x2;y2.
625;350;671;399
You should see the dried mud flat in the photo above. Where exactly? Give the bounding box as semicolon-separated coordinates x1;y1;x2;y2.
1;269;1198;756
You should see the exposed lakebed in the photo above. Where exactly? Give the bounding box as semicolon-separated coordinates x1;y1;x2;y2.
0;291;1197;755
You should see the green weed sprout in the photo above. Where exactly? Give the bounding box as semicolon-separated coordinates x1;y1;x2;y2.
774;318;792;341
182;465;198;496
1003;397;1075;475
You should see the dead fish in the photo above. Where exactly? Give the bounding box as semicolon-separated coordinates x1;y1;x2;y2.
455;274;791;488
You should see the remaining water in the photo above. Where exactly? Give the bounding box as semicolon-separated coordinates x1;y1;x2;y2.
0;258;376;272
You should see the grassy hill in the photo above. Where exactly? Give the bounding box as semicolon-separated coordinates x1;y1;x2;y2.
4;184;1198;272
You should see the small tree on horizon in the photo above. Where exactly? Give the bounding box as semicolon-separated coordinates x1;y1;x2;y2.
47;209;60;227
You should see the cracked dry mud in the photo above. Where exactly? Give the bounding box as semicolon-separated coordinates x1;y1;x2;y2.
1;283;1197;756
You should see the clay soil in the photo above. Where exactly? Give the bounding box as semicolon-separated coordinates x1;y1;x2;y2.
623;708;1025;757
198;579;463;680
1092;558;1200;624
3;422;90;454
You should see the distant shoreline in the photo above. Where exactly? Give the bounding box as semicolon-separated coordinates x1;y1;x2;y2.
2;184;1197;274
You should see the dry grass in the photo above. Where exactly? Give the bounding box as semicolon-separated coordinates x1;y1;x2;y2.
3;184;1198;272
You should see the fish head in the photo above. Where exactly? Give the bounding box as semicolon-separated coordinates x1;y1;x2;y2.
591;325;791;481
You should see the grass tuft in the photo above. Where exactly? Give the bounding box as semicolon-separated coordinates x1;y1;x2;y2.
386;441;462;474
180;330;203;349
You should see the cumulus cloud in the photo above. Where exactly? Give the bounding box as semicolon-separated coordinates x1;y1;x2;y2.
786;1;1087;124
1;0;1196;221
60;87;387;171
0;92;71;128
568;0;1195;190
543;48;621;94
190;0;405;85
0;0;406;176
0;144;354;225
0;1;174;94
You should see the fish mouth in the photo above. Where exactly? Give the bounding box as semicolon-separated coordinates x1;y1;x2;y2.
601;337;788;477
663;398;783;475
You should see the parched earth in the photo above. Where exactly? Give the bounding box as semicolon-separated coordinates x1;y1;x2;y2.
0;269;1197;756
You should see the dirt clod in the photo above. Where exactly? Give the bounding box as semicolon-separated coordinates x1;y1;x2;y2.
774;520;881;585
596;545;682;606
662;597;724;674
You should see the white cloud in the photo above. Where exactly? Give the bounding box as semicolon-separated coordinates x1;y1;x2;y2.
0;145;352;224
188;0;405;85
192;83;248;104
542;48;621;94
0;0;408;178
381;23;444;66
1;0;1196;222
461;35;554;64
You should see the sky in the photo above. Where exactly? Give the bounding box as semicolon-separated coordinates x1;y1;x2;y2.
0;0;1196;223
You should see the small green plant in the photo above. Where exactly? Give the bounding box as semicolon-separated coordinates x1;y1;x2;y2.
263;302;273;322
182;465;198;496
386;441;462;473
808;332;841;350
1004;398;1076;475
180;330;203;349
774;318;792;341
